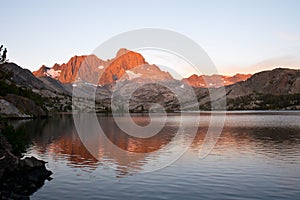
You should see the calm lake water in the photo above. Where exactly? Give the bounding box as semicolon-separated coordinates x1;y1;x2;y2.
16;112;300;200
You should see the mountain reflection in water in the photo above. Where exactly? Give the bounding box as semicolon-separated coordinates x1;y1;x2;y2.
18;113;300;176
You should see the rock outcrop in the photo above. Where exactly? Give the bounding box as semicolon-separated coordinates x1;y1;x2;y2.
4;94;47;117
0;98;31;118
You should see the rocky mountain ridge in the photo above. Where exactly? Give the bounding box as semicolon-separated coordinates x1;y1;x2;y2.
182;73;252;88
0;62;72;118
33;49;173;86
34;49;250;88
1;48;300;117
197;68;300;110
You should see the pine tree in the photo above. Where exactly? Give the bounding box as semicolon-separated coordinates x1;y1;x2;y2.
0;45;8;64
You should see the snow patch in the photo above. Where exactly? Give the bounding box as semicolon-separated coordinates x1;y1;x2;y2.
46;69;61;78
98;65;104;70
126;70;142;80
84;82;97;87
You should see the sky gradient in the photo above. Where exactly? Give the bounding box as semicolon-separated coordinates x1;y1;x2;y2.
2;0;300;76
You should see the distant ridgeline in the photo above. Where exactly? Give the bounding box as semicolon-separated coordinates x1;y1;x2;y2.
220;68;300;110
1;49;300;118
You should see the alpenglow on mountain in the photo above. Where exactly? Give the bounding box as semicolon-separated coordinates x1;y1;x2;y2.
33;48;250;88
33;48;173;86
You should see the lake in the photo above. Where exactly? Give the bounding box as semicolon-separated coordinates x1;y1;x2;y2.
16;112;300;200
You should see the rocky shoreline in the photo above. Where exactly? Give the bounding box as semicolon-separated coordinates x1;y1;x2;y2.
0;134;52;199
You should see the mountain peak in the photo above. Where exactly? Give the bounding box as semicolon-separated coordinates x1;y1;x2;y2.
33;65;50;77
116;48;131;57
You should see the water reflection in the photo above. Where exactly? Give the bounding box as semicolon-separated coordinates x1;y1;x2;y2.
98;116;178;153
20;113;300;176
191;126;300;162
19;115;98;170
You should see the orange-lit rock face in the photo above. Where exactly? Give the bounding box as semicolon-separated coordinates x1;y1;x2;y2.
33;49;173;85
58;55;87;83
98;50;147;85
33;48;252;88
182;73;252;88
59;55;105;84
32;65;49;77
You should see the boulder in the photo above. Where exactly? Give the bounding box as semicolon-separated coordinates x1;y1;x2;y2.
0;136;52;199
0;135;19;178
19;156;46;169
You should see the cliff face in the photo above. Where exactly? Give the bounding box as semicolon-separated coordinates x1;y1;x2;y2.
182;73;252;88
98;49;147;85
59;55;104;84
34;49;173;86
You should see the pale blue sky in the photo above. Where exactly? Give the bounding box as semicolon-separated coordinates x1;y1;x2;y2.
2;0;300;75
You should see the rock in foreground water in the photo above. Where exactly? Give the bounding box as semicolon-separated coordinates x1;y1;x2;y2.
0;136;52;199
